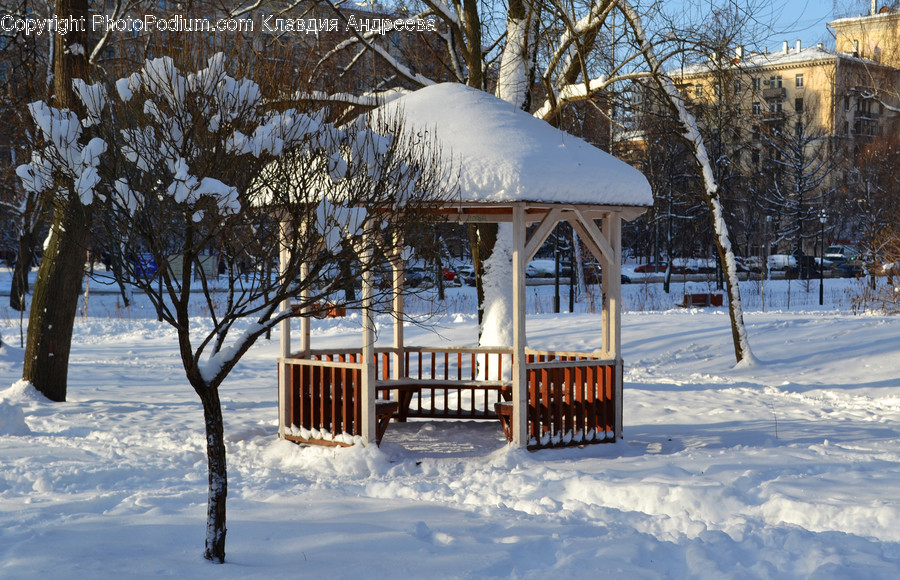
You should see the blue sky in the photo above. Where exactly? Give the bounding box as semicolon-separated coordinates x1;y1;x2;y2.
664;1;884;51
771;2;834;34
760;1;882;48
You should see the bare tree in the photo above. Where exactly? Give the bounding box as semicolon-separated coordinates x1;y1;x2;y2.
310;0;762;362
758;110;836;259
19;51;454;563
0;0;53;312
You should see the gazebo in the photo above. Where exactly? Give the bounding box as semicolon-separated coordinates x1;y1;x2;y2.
277;83;653;450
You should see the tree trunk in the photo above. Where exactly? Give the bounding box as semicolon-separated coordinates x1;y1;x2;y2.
461;0;483;89
10;229;37;312
199;385;228;563
468;223;497;330
23;0;93;400
24;203;91;401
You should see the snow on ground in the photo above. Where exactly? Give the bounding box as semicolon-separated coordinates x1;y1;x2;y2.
1;272;899;578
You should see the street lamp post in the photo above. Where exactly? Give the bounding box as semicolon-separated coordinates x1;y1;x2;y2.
763;215;771;312
819;210;827;306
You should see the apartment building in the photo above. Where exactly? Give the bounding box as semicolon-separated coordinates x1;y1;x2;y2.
832;2;900;68
671;38;900;150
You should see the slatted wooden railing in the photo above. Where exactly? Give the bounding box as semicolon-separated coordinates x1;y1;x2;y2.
522;351;617;448
377;346;512;420
280;353;363;445
280;348;619;448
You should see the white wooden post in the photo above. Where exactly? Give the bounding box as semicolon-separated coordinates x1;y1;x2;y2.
391;233;405;381
511;204;528;447
299;261;310;355
360;234;377;444
602;214;622;359
603;213;624;438
278;217;292;438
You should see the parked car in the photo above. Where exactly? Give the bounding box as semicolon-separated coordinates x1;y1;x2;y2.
634;262;684;274
673;258;715;273
824;244;859;265
784;255;821;280
835;261;865;278
404;266;433;288
767;254;796;271
583;263;632;284
528;259;571;278
456;264;476;286
739;256;763;273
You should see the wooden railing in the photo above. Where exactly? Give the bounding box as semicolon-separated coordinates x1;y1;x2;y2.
280;354;363;445
280;347;619;449
522;351;617;448
378;346;512;420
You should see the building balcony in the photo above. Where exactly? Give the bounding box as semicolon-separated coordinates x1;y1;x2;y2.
853;110;880;121
762;87;786;99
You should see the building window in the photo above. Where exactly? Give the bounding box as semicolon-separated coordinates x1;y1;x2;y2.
845;96;850;111
695;84;703;99
769;99;783;113
769;76;782;88
753;77;760;91
734;79;742;93
795;74;804;88
795;98;803;113
752;101;761;115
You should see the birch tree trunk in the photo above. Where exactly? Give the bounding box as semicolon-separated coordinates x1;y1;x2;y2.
618;0;755;364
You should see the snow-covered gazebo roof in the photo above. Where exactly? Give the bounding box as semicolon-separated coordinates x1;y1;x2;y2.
376;83;653;209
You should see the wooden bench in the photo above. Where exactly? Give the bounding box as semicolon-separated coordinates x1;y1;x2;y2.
494;401;514;442
375;400;400;444
377;379;512;421
679;293;723;308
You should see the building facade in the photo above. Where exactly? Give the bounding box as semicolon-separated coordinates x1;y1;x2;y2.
645;4;900;258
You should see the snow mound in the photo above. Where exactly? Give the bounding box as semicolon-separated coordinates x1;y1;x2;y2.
0;402;29;435
0;379;48;404
0;381;32;435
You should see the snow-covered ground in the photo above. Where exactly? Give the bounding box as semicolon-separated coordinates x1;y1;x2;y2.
1;273;899;579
